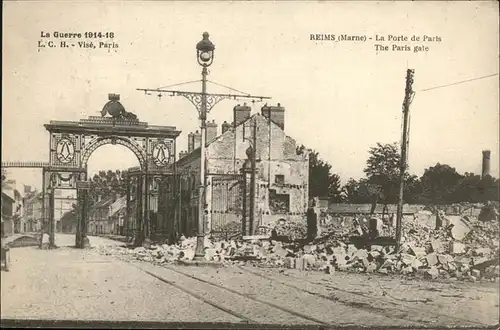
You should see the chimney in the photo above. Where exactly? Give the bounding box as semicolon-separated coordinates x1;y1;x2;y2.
482;150;491;177
188;132;195;152
221;121;230;134
179;150;188;159
193;130;201;150
261;103;285;130
206;120;218;143
233;103;251;128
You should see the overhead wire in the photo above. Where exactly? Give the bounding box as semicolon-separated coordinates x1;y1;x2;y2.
419;73;499;92
156;80;201;90
206;80;251;96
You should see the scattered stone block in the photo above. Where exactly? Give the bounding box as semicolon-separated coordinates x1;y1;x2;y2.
335;254;348;266
378;268;388;274
273;245;288;258
295;257;305;271
411;258;423;269
427;266;439;279
401;253;416;265
380;259;394;269
361;257;370;268
431;240;445;254
471;269;481;278
409;246;427;258
474;247;491;256
303;254;317;269
472;257;489;266
366;263;377;273
204;248;217;261
449;217;472;241
303;245;316;254
402;265;414;274
426;253;439;266
369;251;381;260
353;249;369;260
437;254;453;265
450;242;466;255
347;244;358;256
338;264;350;271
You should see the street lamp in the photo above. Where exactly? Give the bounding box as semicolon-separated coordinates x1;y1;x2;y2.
193;32;215;261
136;32;270;253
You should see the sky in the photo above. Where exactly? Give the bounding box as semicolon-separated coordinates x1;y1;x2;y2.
2;1;499;191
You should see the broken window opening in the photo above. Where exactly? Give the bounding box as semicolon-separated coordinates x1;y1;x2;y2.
269;189;290;214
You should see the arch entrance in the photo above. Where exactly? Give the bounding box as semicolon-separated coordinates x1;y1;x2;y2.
43;94;180;247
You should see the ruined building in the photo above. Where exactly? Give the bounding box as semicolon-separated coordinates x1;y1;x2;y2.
173;103;309;238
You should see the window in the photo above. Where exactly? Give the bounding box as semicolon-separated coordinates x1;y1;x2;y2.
275;174;285;185
269;189;290;213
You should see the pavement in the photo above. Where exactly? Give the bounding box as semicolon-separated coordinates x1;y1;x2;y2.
1;234;499;328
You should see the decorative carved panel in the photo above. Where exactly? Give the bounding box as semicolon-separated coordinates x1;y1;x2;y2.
50;133;81;168
147;138;175;170
45;169;85;190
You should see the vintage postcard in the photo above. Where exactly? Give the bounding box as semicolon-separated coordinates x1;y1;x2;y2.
2;1;499;329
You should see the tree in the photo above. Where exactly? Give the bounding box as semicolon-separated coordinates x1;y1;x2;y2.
87;169;128;207
363;142;420;205
364;142;401;204
420;163;464;204
476;175;499;202
297;145;344;202
328;173;344;202
452;173;499;203
404;174;423;204
343;178;378;204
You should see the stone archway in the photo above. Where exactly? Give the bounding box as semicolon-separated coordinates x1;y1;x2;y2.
81;135;147;170
42;94;181;248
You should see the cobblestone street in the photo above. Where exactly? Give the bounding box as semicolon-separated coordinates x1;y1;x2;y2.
1;234;498;328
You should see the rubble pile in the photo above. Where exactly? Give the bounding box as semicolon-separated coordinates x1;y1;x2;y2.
95;212;499;283
462;220;500;250
272;221;308;241
221;216;499;282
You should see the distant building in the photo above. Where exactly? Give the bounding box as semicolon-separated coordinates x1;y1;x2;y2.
108;196;126;235
2;183;24;234
173;103;309;237
53;190;77;233
23;189;43;232
1;192;15;236
88;195;127;235
88;196;115;235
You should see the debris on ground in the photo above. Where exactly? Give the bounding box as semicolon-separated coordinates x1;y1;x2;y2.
95;207;499;283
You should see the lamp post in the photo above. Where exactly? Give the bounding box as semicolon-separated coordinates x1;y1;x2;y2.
136;32;271;258
193;32;215;261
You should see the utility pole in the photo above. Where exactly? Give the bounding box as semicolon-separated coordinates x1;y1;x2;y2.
395;69;415;252
243;118;257;235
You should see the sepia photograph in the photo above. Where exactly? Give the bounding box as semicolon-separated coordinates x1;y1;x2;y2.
2;1;499;329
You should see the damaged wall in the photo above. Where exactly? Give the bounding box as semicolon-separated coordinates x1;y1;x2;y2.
177;113;309;235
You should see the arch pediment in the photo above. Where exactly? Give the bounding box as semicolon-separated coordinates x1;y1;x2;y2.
44;116;180;173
